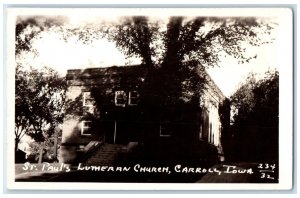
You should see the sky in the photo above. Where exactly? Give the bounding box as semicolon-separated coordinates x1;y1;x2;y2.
14;8;282;97
206;42;278;96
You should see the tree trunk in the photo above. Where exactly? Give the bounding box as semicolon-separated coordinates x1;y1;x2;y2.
38;144;44;164
53;135;58;161
15;138;20;152
162;17;183;71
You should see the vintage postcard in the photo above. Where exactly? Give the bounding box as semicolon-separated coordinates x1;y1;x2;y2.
6;7;293;190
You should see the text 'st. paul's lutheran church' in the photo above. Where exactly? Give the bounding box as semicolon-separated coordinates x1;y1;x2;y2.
60;65;228;165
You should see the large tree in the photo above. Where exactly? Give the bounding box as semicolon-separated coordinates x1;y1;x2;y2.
99;16;274;106
106;16;273;68
15;65;66;153
15;17;67;161
94;16;274;162
230;70;279;162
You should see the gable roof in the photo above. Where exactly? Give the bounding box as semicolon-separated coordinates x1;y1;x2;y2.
66;65;147;86
66;64;225;101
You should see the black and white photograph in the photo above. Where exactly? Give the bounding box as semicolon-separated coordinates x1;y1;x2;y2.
6;7;293;190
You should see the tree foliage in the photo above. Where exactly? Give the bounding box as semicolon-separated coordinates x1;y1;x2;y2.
15;65;66;151
231;70;279;126
15;15;274;106
15;16;69;55
100;16;274;106
105;16;273;68
229;70;279;162
15;17;67;154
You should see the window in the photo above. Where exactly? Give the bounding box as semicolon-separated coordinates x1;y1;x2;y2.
160;123;172;137
128;91;139;105
81;121;92;136
83;92;93;107
115;91;127;107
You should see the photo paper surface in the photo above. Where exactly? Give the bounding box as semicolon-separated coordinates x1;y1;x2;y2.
6;7;293;190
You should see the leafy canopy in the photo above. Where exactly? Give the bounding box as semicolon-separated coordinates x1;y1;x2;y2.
229;69;279;161
230;70;279;126
15;16;68;148
15;65;67;143
98;16;274;105
102;16;273;68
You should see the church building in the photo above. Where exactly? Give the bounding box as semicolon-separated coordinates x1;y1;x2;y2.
60;64;228;165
